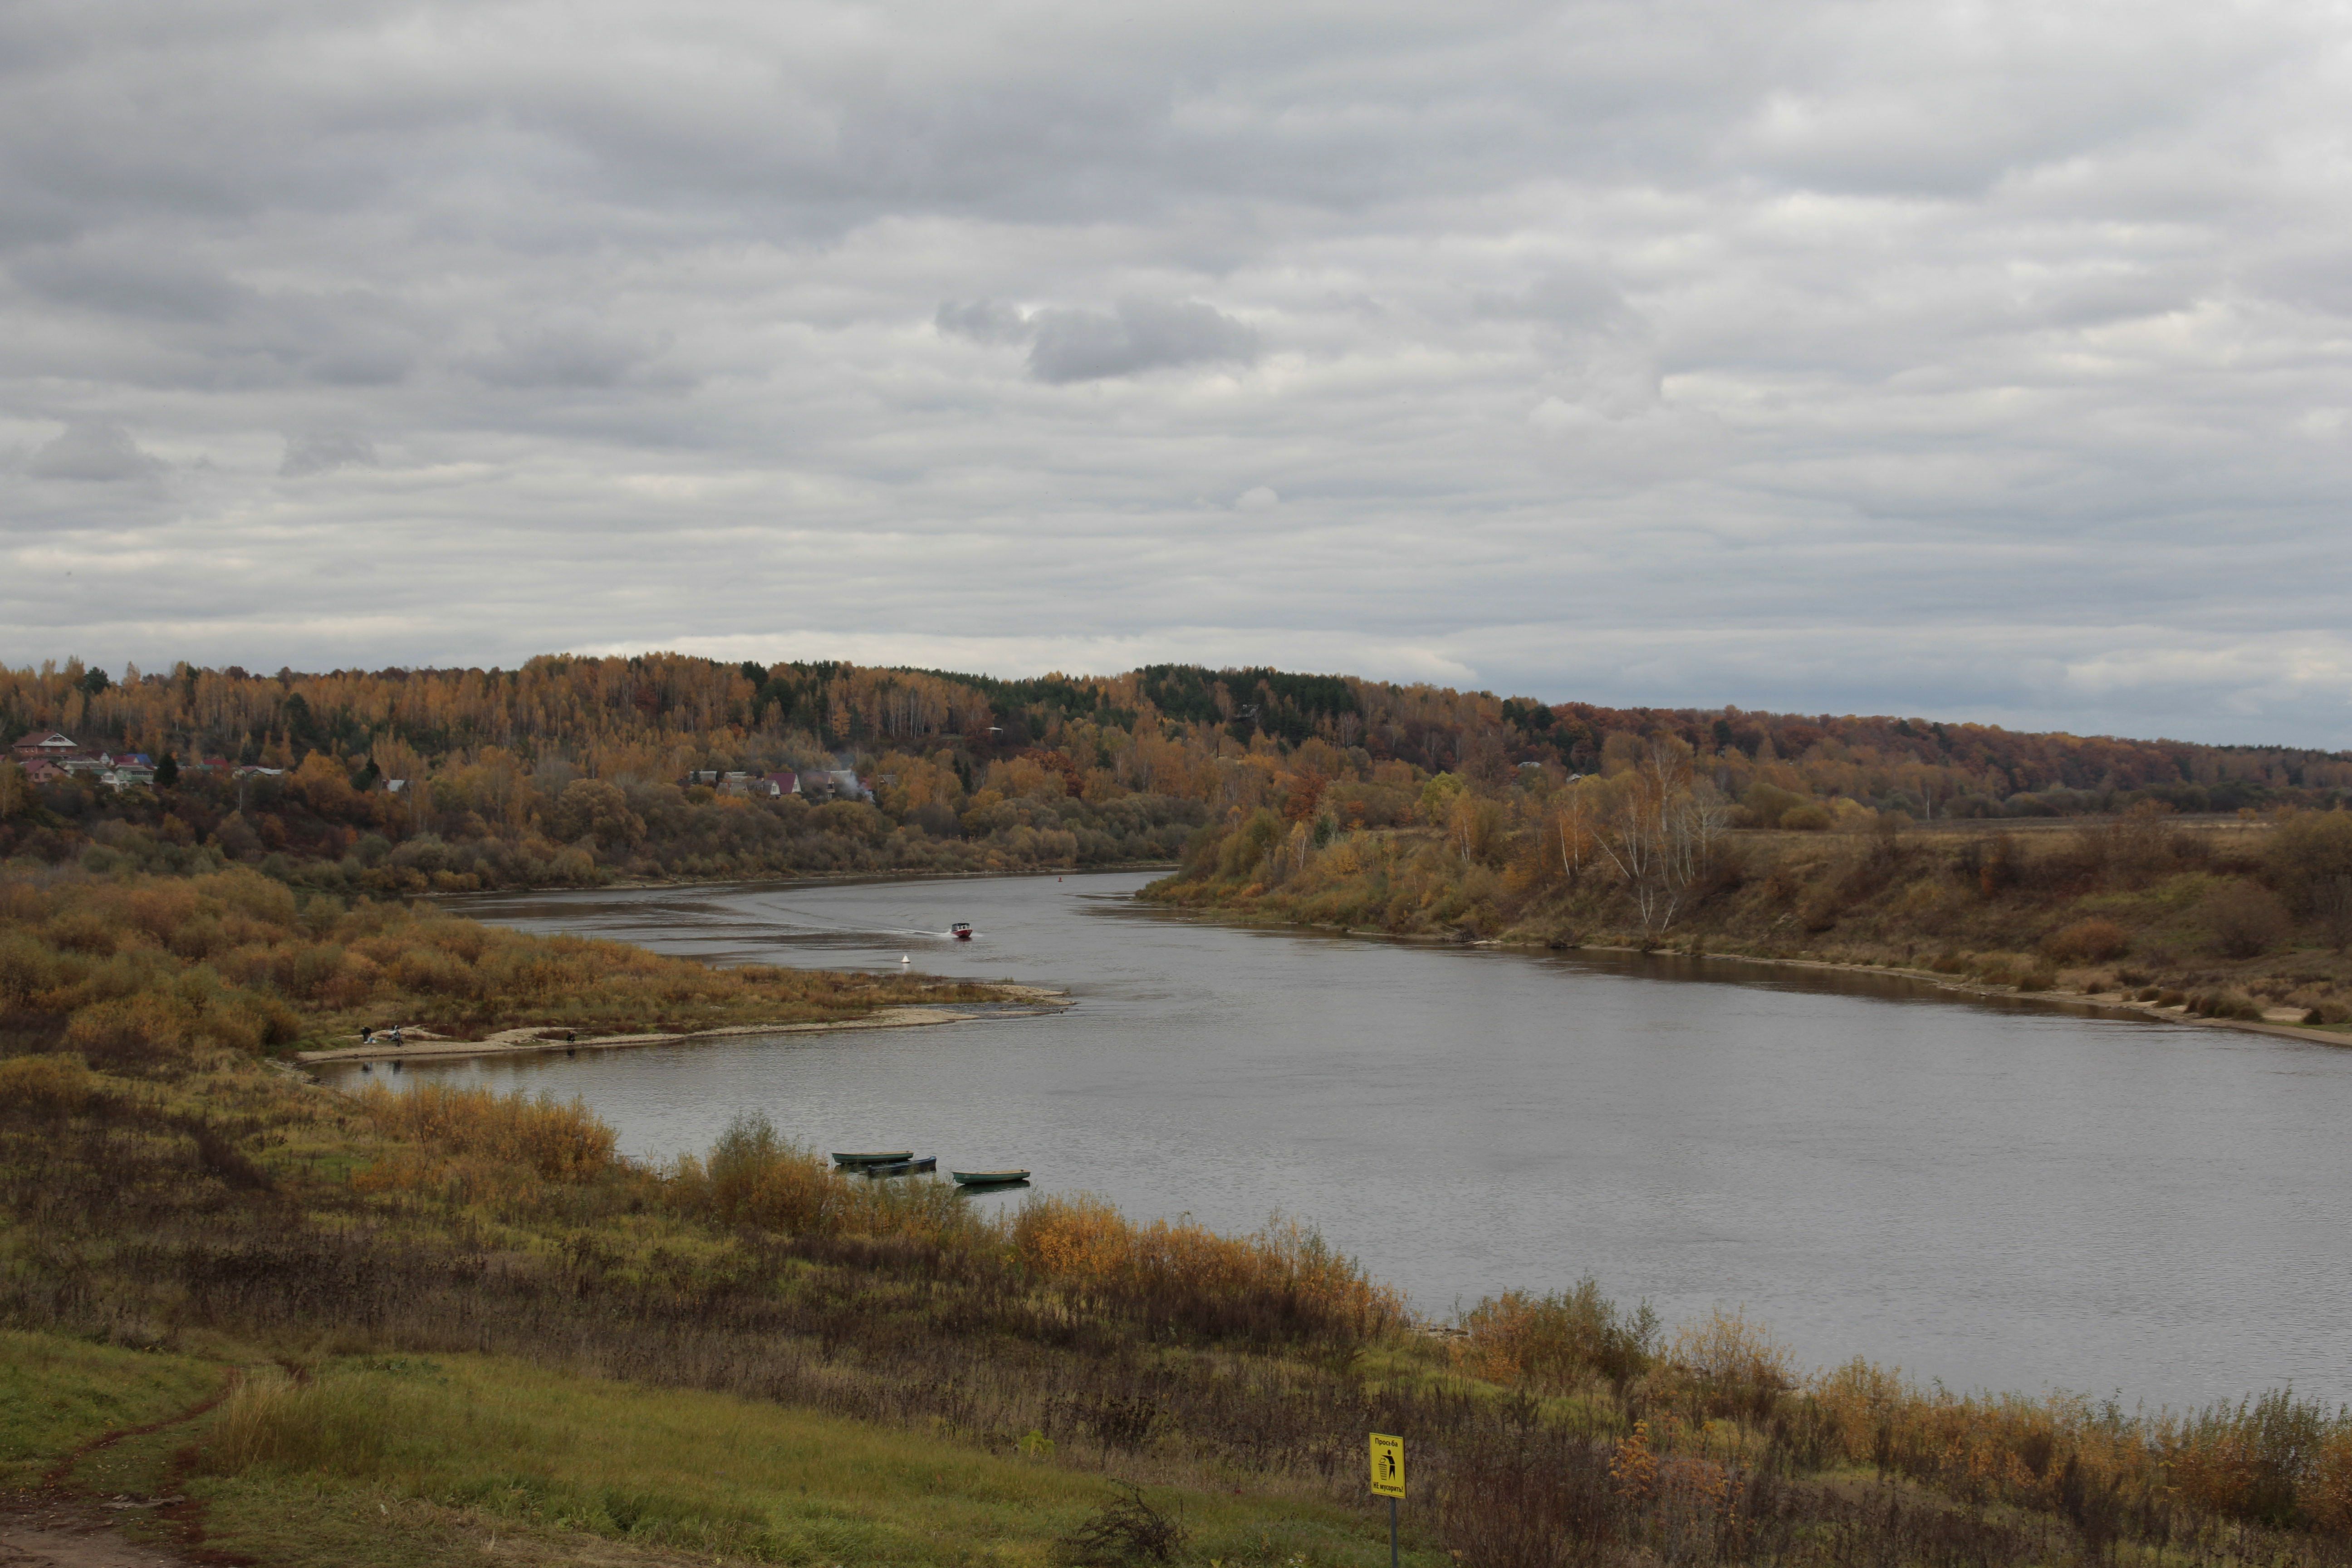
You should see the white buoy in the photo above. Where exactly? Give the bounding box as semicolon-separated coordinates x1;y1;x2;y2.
901;955;909;963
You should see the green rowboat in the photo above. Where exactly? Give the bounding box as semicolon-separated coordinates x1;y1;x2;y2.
832;1150;913;1168
950;1169;1031;1188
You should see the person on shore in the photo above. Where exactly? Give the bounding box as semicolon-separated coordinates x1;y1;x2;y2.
359;1026;374;1046
388;1024;404;1046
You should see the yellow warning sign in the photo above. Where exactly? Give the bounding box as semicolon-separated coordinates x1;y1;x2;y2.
1369;1432;1405;1499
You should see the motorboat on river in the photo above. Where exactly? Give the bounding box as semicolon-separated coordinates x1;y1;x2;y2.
950;921;974;940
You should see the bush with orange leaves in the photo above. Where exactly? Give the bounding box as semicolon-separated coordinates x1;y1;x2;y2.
1800;1358;2352;1530
356;1081;616;1181
668;1112;979;1246
1453;1277;1659;1393
1013;1193;1403;1347
1654;1307;1797;1425
2307;1430;2352;1534
1456;1282;2352;1537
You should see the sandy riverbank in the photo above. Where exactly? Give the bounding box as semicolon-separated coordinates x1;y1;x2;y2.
294;984;1070;1066
1215;904;2352;1049
1517;939;2352;1048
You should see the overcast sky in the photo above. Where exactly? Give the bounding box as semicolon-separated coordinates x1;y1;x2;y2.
4;0;2350;745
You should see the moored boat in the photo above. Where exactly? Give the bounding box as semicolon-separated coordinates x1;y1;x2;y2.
951;1169;1030;1188
832;1150;913;1168
862;1156;938;1178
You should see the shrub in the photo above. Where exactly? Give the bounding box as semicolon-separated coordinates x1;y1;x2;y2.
1656;1307;1793;1423
2187;990;2262;1021
65;993;196;1066
1780;804;1833;833
1454;1277;1659;1392
1740;783;1808;830
358;1081;616;1180
1013;1193;1401;1346
0;1053;98;1112
2308;1429;2352;1532
1052;1482;1186;1567
2204;882;2292;959
2264;810;2352;916
2044;918;2131;964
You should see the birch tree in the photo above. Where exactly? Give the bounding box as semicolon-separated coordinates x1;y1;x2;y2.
1590;738;1728;936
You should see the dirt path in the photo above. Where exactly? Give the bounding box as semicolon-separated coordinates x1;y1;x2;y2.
0;1512;197;1568
2;1373;245;1568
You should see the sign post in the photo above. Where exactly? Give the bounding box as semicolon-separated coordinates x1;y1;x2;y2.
1369;1433;1404;1568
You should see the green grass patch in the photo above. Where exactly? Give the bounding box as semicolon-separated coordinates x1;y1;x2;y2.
190;1354;1436;1568
0;1328;225;1489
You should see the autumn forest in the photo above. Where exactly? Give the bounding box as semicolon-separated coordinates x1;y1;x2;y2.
4;652;2347;898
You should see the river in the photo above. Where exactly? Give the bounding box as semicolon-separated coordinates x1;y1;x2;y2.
319;869;2352;1409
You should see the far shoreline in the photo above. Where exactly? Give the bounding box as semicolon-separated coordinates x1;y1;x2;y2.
1134;900;2352;1049
432;860;1179;905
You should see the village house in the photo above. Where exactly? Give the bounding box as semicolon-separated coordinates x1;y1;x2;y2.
10;732;83;764
684;769;810;799
804;768;871;803
7;733;213;789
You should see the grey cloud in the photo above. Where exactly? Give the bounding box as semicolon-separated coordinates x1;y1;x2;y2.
1481;269;1661;414
280;430;377;477
1025;298;1258;383
1476;269;1643;336
467;320;671;390
10;242;248;323
25;421;163;481
936;299;1033;345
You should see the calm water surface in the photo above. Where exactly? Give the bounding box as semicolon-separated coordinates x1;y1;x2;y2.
322;871;2352;1408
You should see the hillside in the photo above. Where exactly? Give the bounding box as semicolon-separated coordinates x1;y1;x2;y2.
4;653;2348;897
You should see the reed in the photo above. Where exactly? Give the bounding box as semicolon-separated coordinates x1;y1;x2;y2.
1013;1192;1405;1346
356;1080;616;1181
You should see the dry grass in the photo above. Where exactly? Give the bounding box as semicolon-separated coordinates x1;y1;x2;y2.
0;863;1006;1064
1450;1289;2352;1542
1151;809;2352;1014
356;1080;617;1180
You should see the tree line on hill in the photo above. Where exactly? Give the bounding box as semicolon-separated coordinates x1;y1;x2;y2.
2;652;2348;894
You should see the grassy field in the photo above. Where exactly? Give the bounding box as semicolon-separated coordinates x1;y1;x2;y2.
0;1328;226;1490
13;1340;1426;1568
